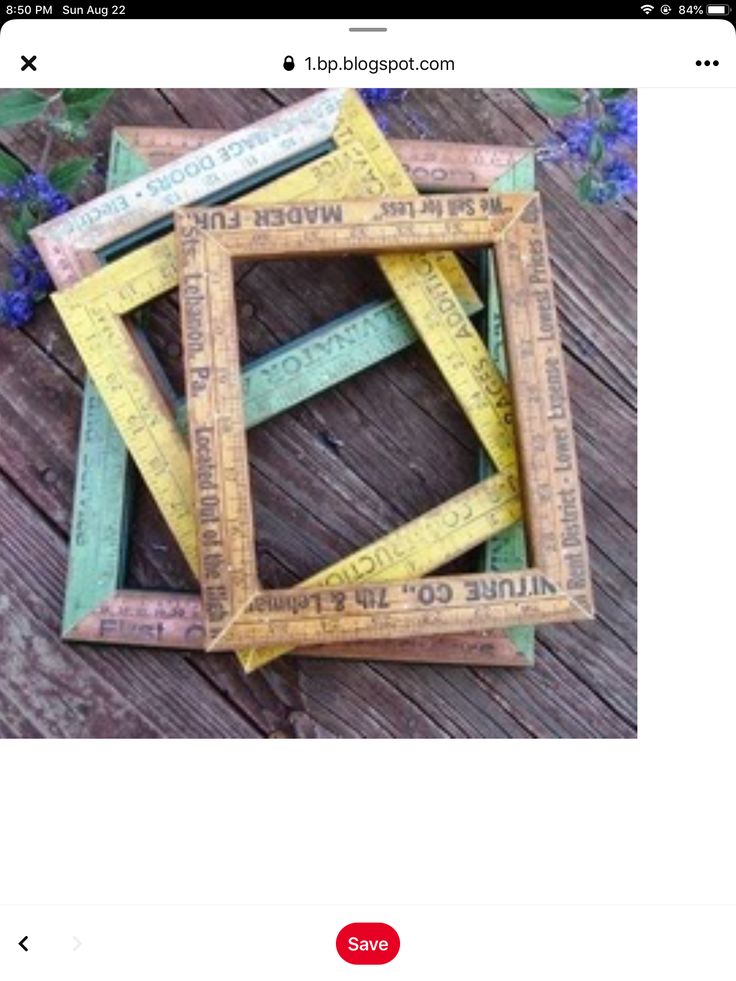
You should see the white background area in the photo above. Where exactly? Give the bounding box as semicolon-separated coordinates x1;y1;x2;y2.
2;904;736;979
0;17;734;86
0;15;735;979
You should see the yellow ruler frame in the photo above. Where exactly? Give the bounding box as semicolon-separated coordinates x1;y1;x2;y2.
173;191;594;670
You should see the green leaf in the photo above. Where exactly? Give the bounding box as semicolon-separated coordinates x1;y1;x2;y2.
577;172;594;203
6;214;26;243
61;88;113;123
588;133;604;165
0;147;26;184
0;89;48;128
48;156;94;194
597;88;630;100
7;204;36;244
522;88;583;117
48;116;89;140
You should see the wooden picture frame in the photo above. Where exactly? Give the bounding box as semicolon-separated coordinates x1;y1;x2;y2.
174;190;594;671
61;123;536;667
50;162;524;668
44;90;539;667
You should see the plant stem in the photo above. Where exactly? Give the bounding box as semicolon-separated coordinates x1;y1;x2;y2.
38;130;54;173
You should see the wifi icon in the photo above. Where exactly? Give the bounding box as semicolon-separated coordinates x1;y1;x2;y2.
641;3;654;10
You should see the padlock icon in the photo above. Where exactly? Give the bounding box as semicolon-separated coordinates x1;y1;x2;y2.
283;55;295;72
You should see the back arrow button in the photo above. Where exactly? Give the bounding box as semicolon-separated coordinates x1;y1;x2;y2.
18;936;29;952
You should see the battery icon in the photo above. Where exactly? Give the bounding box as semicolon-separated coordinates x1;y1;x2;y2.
706;3;730;12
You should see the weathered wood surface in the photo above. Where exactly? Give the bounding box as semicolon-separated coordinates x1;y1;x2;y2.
0;88;636;738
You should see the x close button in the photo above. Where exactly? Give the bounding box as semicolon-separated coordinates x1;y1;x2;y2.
336;923;400;965
21;55;37;71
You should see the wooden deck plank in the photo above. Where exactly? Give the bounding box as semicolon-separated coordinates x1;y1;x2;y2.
0;470;266;737
159;88;281;128
0;87;637;737
0;326;80;530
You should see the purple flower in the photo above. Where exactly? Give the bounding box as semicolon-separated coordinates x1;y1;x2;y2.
0;179;65;329
0;289;35;329
588;182;617;205
9;257;31;287
4;172;71;217
29;267;53;294
8;243;52;295
16;243;43;264
359;88;406;106
584;158;637;205
536;91;636;207
45;190;71;217
8;180;28;204
560;118;596;159
602;156;638;196
602;98;637;147
2;243;53;328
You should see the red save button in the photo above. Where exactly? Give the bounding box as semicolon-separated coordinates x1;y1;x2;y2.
336;922;400;965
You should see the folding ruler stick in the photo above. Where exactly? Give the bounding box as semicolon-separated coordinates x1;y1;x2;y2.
111;125;533;193
476;153;536;660
35;90;347;279
332;91;515;470
175;191;593;667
